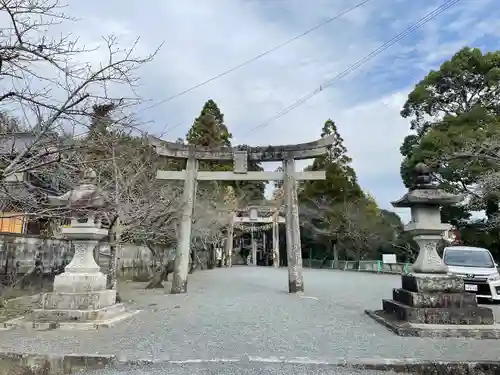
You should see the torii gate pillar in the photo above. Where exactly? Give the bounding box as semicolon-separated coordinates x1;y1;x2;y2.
284;157;303;292
151;135;333;294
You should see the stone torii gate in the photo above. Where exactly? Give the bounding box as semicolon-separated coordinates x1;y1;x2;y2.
232;205;285;267
149;135;333;294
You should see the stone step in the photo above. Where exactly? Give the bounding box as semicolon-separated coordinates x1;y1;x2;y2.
401;274;464;293
31;303;126;323
382;299;494;325
392;288;477;308
3;304;140;331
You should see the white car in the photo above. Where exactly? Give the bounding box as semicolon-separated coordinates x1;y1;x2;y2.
443;246;500;302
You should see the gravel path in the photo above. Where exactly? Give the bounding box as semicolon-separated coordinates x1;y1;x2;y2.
1;267;500;363
78;363;403;375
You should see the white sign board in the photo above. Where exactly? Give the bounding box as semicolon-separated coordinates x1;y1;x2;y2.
382;254;397;264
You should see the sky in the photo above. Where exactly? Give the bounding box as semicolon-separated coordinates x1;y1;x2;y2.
52;0;500;222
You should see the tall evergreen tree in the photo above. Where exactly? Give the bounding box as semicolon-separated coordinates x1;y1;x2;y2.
185;99;264;202
186;99;232;147
185;99;234;200
301;119;363;202
299;119;400;264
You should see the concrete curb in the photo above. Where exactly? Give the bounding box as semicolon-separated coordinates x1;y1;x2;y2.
0;352;116;374
304;268;405;276
344;270;404;276
3;352;500;374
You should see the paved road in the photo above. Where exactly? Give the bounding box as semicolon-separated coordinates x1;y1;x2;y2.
1;267;500;370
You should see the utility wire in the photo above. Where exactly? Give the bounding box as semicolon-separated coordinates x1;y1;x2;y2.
245;0;460;134
140;0;374;137
139;0;372;115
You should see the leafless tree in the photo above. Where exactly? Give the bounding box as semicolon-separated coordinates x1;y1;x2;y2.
117;182;184;289
190;185;244;271
302;197;389;265
0;1;161;290
0;0;160;182
0;121;183;291
338;200;390;261
71;126;184;290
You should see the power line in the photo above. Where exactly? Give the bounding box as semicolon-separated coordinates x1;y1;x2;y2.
246;0;460;134
140;0;374;137
140;0;372;114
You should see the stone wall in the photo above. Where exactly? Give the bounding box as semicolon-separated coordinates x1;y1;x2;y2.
0;233;152;276
0;233;70;273
0;233;249;279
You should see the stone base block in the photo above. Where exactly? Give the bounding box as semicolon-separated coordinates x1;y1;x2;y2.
53;271;107;293
382;299;494;325
4;309;141;331
393;288;477;308
31;303;125;323
402;274;464;293
38;289;116;310
366;309;500;339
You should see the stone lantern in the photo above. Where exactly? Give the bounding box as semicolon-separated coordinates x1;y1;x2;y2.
394;162;462;274
22;168;139;329
365;163;500;338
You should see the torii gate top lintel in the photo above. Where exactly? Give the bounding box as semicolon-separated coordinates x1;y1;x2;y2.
236;205;284;215
234;205;285;224
148;134;333;162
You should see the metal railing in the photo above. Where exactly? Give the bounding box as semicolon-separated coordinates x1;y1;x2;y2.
302;259;411;275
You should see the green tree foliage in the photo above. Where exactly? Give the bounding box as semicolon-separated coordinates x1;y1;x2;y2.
376;209;418;263
233;144;265;203
399;46;500;257
186;99;232;147
301;119;363;202
299;119;401;263
186;99;264;202
400;47;500;193
185;99;233;202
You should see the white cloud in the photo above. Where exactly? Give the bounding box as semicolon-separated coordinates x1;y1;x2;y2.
7;0;500;221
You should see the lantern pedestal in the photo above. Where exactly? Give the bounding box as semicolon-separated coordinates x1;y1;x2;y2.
366;272;500;338
366;163;500;338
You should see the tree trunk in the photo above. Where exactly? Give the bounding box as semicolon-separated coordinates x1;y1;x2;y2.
145;250;166;289
107;244;118;290
320;240;330;268
333;242;339;269
207;244;215;269
107;217;120;292
189;248;197;274
145;265;164;289
224;224;234;267
164;259;175;280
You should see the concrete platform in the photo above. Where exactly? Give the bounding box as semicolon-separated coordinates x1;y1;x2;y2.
3;309;141;331
31;302;127;322
365;309;500;338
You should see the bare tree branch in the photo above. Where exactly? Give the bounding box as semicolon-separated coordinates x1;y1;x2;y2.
0;0;161;181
